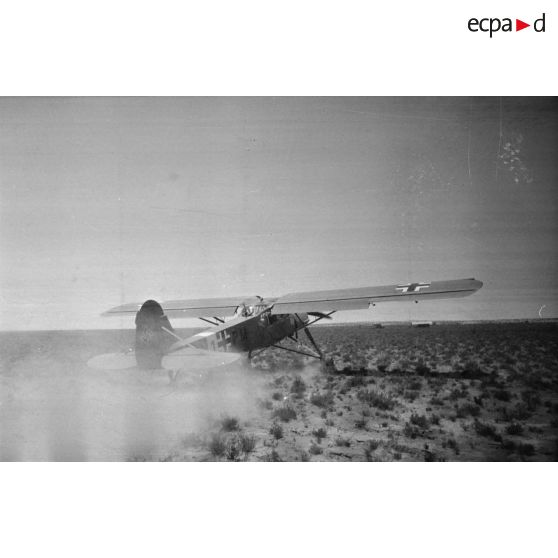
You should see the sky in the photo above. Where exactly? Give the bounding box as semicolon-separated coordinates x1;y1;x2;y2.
1;97;556;330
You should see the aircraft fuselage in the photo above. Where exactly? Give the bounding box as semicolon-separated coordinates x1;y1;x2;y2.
180;309;309;355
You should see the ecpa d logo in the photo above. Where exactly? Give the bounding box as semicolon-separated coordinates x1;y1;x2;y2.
468;13;546;37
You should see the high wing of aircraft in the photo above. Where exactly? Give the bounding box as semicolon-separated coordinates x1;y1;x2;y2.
270;278;481;313
89;278;482;377
103;278;482;320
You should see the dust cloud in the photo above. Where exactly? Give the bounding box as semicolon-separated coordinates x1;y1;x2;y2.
0;330;266;461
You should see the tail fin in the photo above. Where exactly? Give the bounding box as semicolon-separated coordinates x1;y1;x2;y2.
135;300;176;369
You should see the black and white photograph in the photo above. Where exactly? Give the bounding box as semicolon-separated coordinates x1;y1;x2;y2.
1;2;556;556
1;96;556;463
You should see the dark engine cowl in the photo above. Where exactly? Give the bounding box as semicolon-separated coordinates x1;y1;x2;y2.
135;300;175;369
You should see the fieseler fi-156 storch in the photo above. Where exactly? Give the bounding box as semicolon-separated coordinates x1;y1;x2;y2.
88;278;482;379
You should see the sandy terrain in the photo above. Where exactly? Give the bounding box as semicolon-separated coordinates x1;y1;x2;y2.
1;322;557;461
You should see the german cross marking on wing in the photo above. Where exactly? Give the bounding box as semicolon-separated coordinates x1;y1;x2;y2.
395;282;431;293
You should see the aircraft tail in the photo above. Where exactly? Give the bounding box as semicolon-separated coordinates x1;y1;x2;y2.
135;299;176;369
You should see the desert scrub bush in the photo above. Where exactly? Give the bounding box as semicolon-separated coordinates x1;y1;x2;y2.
357;389;396;411
312;427;327;442
410;413;430;429
208;434;226;458
521;390;542;411
404;391;419;403
456;403;481;418
445;438;460;455
239;433;256;454
423;444;445;462
415;361;431;376
408;378;423;391
364;440;381;460
449;387;469;401
403;422;421;439
272;391;283;401
272;404;297;422
388;441;410;455
474;420;502;442
262;449;282;462
524;371;551;390
225;437;242;461
309;443;323;455
430;414;441;426
290;375;307;397
298;451;310;462
269;422;283;440
355;417;368;429
309;391;335;408
335;436;351;447
461;360;483;377
503;403;531;421
376;354;391;373
430;396;444;407
505;423;524;436
397;358;412;373
517;442;535;458
220;415;240;432
344;375;367;388
501;439;516;452
492;389;511;402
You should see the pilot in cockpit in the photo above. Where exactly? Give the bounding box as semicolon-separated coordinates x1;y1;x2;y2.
236;304;254;318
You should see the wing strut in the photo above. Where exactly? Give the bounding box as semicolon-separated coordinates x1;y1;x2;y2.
200;317;219;326
306;311;336;327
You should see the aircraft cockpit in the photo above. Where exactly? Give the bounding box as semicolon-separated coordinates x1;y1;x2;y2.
234;296;267;318
237;304;255;317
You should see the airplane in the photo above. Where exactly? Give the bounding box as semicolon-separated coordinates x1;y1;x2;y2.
87;278;483;379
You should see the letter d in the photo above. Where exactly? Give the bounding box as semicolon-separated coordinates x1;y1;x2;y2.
534;13;545;32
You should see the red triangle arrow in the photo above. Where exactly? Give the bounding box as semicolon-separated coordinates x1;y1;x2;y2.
516;19;530;31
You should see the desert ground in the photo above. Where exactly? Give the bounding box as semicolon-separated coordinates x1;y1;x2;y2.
1;322;557;461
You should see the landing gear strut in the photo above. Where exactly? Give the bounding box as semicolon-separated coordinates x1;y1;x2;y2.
303;327;323;359
266;327;324;361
